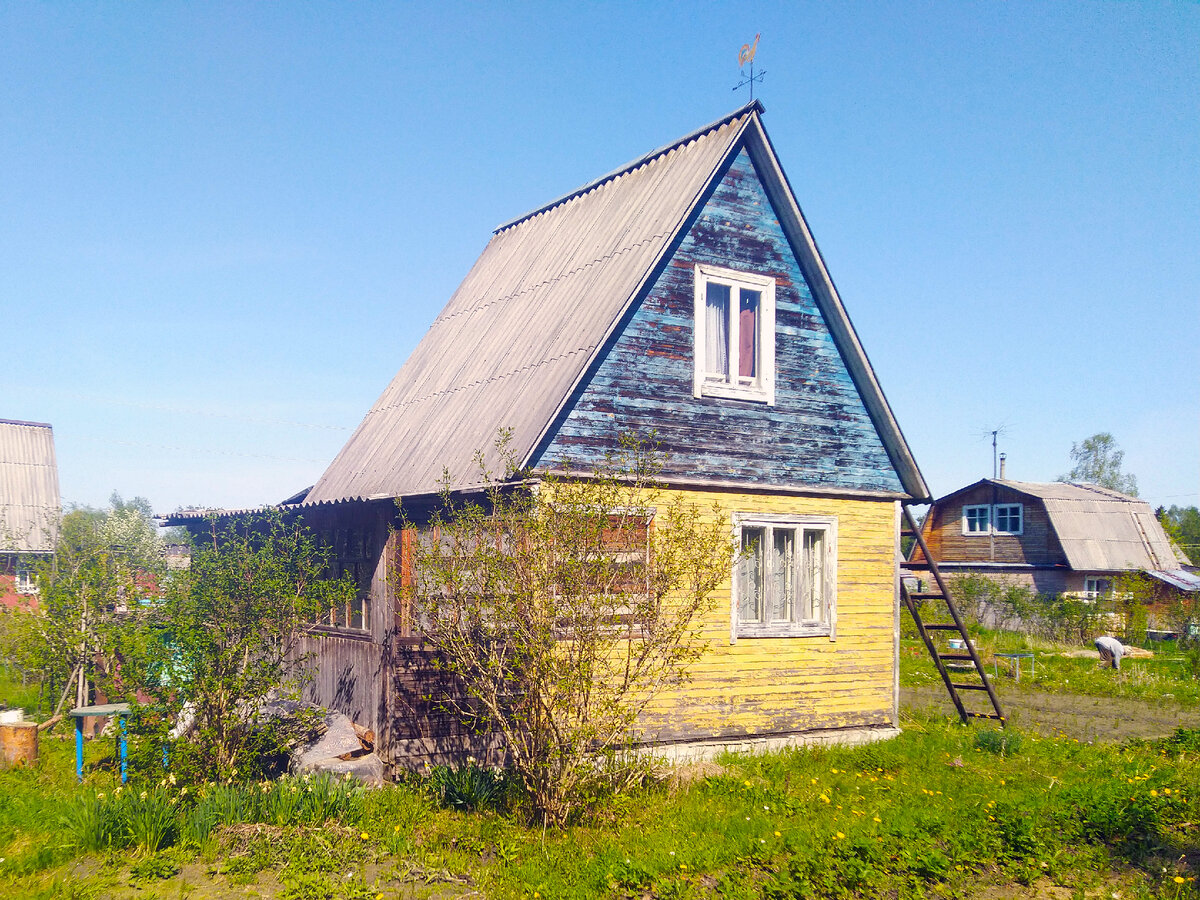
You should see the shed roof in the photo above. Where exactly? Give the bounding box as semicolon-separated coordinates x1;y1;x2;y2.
939;479;1187;572
0;419;61;553
307;103;927;505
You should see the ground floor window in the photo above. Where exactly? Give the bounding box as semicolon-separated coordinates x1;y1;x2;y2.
313;527;372;631
1082;576;1112;601
733;514;836;639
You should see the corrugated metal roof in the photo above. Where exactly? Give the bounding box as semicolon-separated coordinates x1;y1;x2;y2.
308;103;927;504
0;419;60;553
1147;569;1200;592
953;479;1187;572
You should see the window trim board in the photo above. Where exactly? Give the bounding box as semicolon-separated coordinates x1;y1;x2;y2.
692;263;777;405
729;512;837;643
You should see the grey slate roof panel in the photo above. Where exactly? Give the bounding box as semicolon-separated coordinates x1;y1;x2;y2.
0;419;61;553
308;111;751;503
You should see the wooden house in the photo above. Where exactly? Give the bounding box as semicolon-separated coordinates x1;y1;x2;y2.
0;419;60;609
186;103;931;765
906;478;1195;600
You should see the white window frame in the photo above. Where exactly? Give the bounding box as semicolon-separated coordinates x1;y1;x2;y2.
14;558;37;595
962;505;991;534
961;503;1024;536
1082;577;1112;601
692;263;776;405
993;504;1023;535
731;513;837;642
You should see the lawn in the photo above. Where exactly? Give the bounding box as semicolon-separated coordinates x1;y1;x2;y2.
900;628;1200;708
3;711;1200;898
4;634;1200;899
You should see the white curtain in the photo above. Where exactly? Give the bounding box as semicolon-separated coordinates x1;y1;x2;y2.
705;284;730;378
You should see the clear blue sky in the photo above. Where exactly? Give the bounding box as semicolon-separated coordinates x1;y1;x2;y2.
2;2;1196;514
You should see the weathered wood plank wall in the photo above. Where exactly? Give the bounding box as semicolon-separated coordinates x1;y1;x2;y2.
636;488;899;744
530;148;902;496
378;487;899;766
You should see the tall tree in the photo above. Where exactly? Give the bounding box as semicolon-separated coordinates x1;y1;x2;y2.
1161;505;1200;565
1059;432;1138;496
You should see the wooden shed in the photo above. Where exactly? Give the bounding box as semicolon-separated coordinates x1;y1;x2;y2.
200;103;932;765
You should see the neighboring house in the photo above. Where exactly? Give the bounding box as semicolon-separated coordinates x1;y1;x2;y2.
173;102;930;765
906;478;1197;600
0;419;61;608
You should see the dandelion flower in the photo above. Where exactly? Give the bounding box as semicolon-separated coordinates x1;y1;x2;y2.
1176;877;1187;885
819;794;830;804
873;817;881;823
1151;790;1159;797
774;831;781;837
835;832;844;839
743;780;752;787
679;863;687;871
361;832;369;840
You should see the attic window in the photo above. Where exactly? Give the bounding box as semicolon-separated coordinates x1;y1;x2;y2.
693;264;776;404
962;503;1024;536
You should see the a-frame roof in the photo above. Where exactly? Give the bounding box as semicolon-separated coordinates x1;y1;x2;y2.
308;103;927;505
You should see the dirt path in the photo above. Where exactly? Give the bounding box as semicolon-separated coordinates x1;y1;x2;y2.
901;685;1200;742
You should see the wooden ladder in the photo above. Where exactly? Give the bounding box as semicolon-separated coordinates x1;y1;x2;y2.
901;504;1006;726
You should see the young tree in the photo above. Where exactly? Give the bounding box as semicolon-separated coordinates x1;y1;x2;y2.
3;497;165;717
398;435;734;826
152;511;356;779
1059;432;1138;496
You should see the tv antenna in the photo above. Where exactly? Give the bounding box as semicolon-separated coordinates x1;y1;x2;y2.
974;423;1011;479
733;33;765;100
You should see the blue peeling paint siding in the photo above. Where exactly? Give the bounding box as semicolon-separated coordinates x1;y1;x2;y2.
529;148;904;495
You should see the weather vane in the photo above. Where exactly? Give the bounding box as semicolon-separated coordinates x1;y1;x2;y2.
733;33;765;100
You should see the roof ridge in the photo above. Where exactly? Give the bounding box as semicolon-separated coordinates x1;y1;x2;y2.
493;101;764;233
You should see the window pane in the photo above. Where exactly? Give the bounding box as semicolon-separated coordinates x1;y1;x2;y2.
800;529;825;621
740;527;765;623
769;527;794;622
351;595;365;630
738;290;759;379
705;283;731;380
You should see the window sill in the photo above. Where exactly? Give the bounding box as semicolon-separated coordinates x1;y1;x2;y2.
307;624;373;641
697;382;773;404
735;624;832;640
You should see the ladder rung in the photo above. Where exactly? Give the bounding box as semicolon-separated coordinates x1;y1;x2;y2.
950;683;990;691
909;592;946;600
923;624;962;631
938;654;975;662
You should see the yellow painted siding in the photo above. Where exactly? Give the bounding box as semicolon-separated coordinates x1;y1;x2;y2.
640;488;898;743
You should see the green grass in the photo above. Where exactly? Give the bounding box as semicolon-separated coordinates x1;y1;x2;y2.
900;626;1200;707
4;716;1200;898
